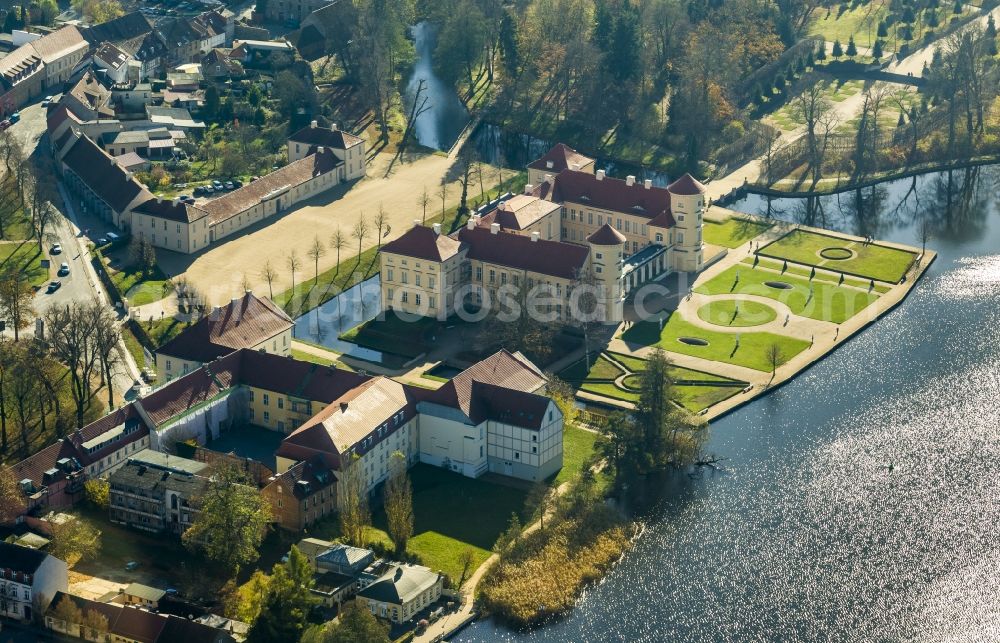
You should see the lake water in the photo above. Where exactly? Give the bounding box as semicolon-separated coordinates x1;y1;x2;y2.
457;166;1000;642
292;276;383;362
405;22;471;151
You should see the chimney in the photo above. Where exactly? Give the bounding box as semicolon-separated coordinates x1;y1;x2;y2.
111;156;118;166
331;123;337;131
156;195;163;203
571;163;580;171
125;171;133;180
432;222;441;235
596;169;606;181
545;160;553;169
544;173;553;184
523;184;534;195
626;175;636;186
231;297;239;308
466;217;476;230
172;196;180;205
490;222;500;235
211;305;222;318
317;145;325;154
413;219;421;228
531;231;540;242
310;120;318;128
644;179;652;190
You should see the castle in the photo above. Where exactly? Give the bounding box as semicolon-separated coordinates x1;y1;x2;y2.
379;143;707;324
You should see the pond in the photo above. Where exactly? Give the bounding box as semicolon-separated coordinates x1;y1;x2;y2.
457;164;1000;642
404;21;471;151
291;276;383;363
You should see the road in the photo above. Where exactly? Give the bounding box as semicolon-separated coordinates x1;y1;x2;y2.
1;95;141;404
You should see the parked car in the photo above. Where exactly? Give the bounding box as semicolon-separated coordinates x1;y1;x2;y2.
125;561;140;571
46;280;61;293
41;95;54;106
141;369;156;383
57;262;70;276
107;232;120;241
211;180;223;190
0;120;10;131
224;181;234;190
232;179;243;188
179;194;194;203
203;185;215;194
50;243;62;254
97;237;108;245
175;182;187;189
193;185;205;196
9;112;19;123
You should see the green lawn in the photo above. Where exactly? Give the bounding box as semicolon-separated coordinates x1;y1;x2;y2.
552;425;598;486
673;383;743;413
743;257;892;293
339;311;440;358
703;218;773;248
290;348;336;366
697;299;778;327
621;314;811;372
0;241;47;287
758;229;917;283
696;264;879;324
109;262;174;306
315;465;531;583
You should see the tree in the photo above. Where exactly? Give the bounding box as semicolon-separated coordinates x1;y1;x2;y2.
307;236;325;284
832;39;843;58
457;547;476;587
526;481;554;531
846;36;857;58
337;453;370;547
546;376;578;429
286;251;301;304
91;305;120;409
351;215;369;257
330;228;346;271
878;21;889;38
372;205;388;251
766;342;784;378
182;465;271;576
0;264;34;341
246;546;317;643
873;39;884;59
383;451;413;555
203;84;220;119
84;478;109;509
49;515;101;566
301;603;390;643
44;302;102;428
227;570;271;624
260;261;277;299
0;465;26;523
50;594;84;631
417;186;430;224
438;181;448;218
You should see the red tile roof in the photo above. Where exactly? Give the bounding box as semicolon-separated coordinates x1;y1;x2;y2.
289;123;364;149
550;170;673;224
380;224;462;262
427;350;546;421
61;136;150;213
457;226;589;280
132;196;209;223
586;223;627;245
527;143;594;173
468;381;551;429
156;292;293;363
666;173;707;195
489;195;560;231
201;150;341;224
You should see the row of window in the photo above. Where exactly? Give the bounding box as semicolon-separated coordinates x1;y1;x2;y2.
383;269;437;289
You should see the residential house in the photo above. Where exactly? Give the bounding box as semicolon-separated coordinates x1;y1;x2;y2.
355;564;444;624
154;291;294;381
0;542;67;622
261;457;337;530
58;133;152;230
93;42;135;85
46;592;237;643
229;39;295;66
61;71;114;121
0;46;43;116
262;0;337;26
129;195;211;254
108;450;208;535
27;26;89;89
121;582;166;609
82;12;166;80
291;0;355;61
287;120;366;181
201;48;243;82
526;142;596;187
315;543;374;576
145;105;204;130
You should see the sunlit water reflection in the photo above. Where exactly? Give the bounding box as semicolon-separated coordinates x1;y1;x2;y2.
457;166;1000;642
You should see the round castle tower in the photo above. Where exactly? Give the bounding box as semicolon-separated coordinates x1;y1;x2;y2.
586;223;627;324
666;173;707;273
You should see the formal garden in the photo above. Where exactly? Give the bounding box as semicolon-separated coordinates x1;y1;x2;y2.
757;229;918;283
558;350;748;412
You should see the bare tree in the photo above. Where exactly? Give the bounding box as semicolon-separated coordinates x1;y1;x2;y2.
794;81;834;185
45;303;103;428
352;215;369;257
239;273;251;293
397;78;430;160
286;251;301;301
307;236;326;284
91;306;121;409
0;265;35;341
372;205;388;251
417;186;430;224
330;228;346;273
438;181;448;218
766;342;784;382
260;261;277;299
